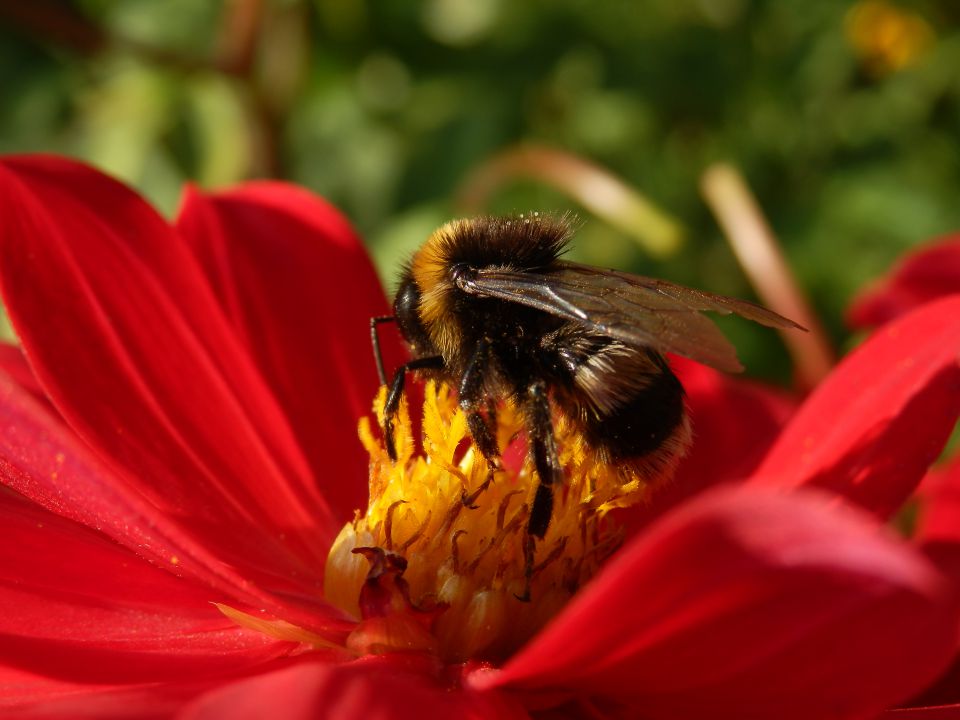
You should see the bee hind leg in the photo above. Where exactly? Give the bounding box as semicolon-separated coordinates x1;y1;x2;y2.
525;380;562;539
515;380;563;602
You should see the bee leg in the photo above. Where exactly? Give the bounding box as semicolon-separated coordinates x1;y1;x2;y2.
516;380;563;603
460;397;501;506
515;534;535;603
383;355;444;462
369;315;395;386
485;396;499;436
459;338;502;508
525;380;562;540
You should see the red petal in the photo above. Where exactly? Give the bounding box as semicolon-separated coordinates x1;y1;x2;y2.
919;456;960;546
0;662;326;718
752;296;960;517
674;357;796;483
0;666;114;714
0;665;217;718
0;342;46;404
917;455;960;620
175;183;406;521
0;156;339;593
0;490;295;686
886;706;960;719
848;235;960;329
0;372;237;597
480;486;958;720
620;356;797;534
0;371;353;636
902;655;960;714
179;657;529;720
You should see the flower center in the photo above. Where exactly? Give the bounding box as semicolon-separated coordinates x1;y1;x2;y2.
323;382;651;663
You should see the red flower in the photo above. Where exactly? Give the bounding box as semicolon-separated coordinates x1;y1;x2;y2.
1;155;959;719
848;233;960;330
844;232;960;717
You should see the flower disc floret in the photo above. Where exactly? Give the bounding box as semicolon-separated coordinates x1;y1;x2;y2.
324;382;651;662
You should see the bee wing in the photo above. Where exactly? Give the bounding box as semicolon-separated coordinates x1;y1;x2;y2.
456;261;804;373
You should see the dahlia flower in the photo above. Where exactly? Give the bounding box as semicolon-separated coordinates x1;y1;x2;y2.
1;156;958;719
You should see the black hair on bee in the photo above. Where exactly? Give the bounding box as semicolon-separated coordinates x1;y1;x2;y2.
370;214;802;571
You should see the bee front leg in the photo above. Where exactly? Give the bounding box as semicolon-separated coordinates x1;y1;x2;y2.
459;338;502;507
383;355;444;461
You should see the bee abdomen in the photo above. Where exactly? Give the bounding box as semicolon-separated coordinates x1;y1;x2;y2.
552;337;688;461
585;365;687;460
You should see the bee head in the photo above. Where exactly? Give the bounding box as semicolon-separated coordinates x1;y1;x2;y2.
401;215;574;361
393;269;437;358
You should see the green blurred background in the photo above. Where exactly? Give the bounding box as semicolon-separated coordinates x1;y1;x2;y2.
1;0;959;381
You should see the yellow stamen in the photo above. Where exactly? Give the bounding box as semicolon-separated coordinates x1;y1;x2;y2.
324;381;653;663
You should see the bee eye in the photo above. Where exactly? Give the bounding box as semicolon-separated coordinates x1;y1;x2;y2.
393;278;420;320
392;276;436;353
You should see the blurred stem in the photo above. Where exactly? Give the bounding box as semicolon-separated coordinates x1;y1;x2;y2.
0;1;106;55
700;163;834;392
216;0;265;76
0;0;210;72
457;145;685;258
244;86;284;178
219;0;280;179
242;1;311;178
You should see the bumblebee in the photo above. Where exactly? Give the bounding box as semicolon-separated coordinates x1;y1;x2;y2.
371;214;801;542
